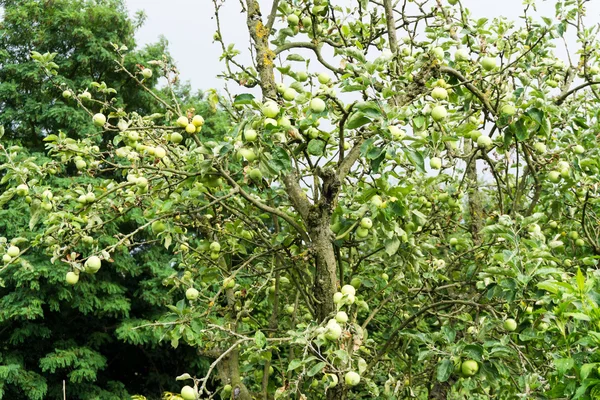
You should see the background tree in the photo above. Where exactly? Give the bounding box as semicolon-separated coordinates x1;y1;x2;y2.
0;1;229;399
3;0;600;399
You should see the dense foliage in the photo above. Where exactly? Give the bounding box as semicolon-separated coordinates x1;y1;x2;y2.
3;0;600;399
0;1;228;399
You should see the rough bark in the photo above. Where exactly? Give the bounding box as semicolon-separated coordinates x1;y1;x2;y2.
465;142;483;244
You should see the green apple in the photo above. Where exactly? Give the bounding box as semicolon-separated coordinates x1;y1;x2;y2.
284;305;295;314
477;135;492;149
533;142;547;154
79;91;92;101
318;72;331;84
66;271;79;285
7;246;19;258
210;242;221;252
84;256;101;274
177;116;189;127
243;129;257;143
333;292;344;304
154;147;166;159
170;132;183;144
569;231;579;240
469;130;482;141
481;57;496;71
180;385;197;400
16;184;29;196
335;311;348;323
432;47;444;60
431;87;448;100
302;17;312;28
296;71;308;82
371;195;383;207
238;148;257;162
356;227;369;238
2;254;12;264
389;125;406;140
455;48;469;61
325;321;342;340
548;171;561;183
62;90;72;98
431;105;447;121
186;288;199;300
310;98;326;113
264;118;278;127
573;145;585;154
503;318;517;332
350;277;362;288
92;113;106;127
345;371;360;386
283;88;298;101
85;192;96;203
501;104;516;115
248;168;263;181
152;221;166;234
278;117;291;129
461;360;479;376
287;14;299;25
381;273;389;281
141;68;153;78
360;217;372;229
449;237;458;246
341;284;356;296
192;115;205;127
430;157;442;169
223;277;235;289
262;101;280;118
185;123;197;134
448;0;458;4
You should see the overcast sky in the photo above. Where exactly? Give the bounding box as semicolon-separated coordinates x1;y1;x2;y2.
125;0;600;92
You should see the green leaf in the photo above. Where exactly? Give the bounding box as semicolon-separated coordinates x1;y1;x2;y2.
384;237;400;256
254;331;267;348
307;361;326;377
555;358;574;376
287;359;303;372
436;359;454;382
233;93;255;105
286;54;305;62
403;148;425;173
581;363;598;381
346;113;371;130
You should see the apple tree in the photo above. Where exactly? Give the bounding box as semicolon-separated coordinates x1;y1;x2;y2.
3;0;600;399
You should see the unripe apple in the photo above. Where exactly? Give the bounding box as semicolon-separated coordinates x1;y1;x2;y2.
16;184;29;196
341;284;356;296
432;47;444;60
569;231;579;240
177;116;189;127
455;48;469;61
344;371;361;386
371;195;383;207
576;238;585;246
430;157;442;169
264;118;278;127
548;171;561;183
335;311;348;323
325;321;342;340
302;16;312;28
2;254;11;263
186;287;199;300
533;142;547;154
448;0;458;4
151;221;166;234
192;115;205;127
210;242;221;252
84;256;101;274
318;72;331;84
283;88;298;101
503;318;517;332
170;132;183;144
501;104;516;115
333;292;344;304
381;273;389;281
85;192;96;203
356;227;369;238
431;105;447;121
92;113;106;127
62;90;72;99
449;237;458;246
180;385;197;400
141;68;153;78
360;217;372;229
573;145;585;154
261;100;279;118
75;159;87;170
248;168;263;181
287;14;299;25
66;271;79;285
238;148;257;162
223;277;235;289
278;117;291;129
79;92;92;101
285;305;295;314
296;71;308;82
389;126;406;140
7;246;20;258
461;360;479;376
185;124;196;134
481;57;496;71
310;98;326;113
136;177;149;188
477;135;492;149
244;129;258;142
154;147;166;159
431;87;448;100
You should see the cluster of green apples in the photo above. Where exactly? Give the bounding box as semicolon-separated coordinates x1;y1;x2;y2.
2;244;20;264
65;255;102;285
